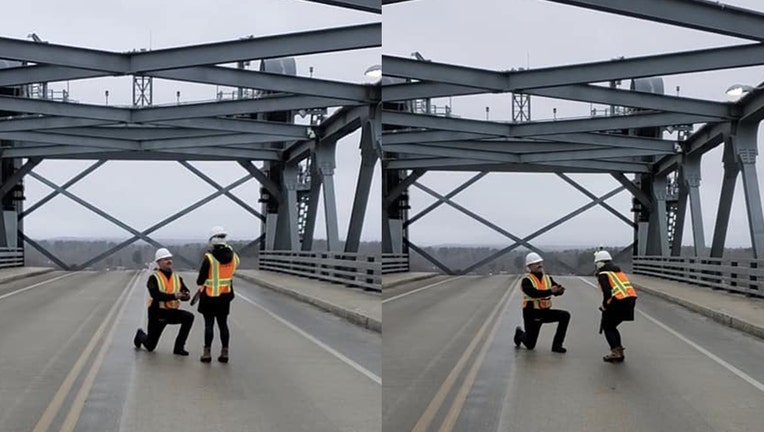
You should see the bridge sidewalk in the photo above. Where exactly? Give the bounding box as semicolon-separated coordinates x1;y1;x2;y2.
236;270;381;333
631;274;764;340
382;272;438;289
0;266;55;284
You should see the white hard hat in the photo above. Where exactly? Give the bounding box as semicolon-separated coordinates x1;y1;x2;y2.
209;226;228;240
155;248;173;261
525;252;543;266
594;250;612;263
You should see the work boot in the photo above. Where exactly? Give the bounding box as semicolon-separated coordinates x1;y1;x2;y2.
173;347;189;356
514;327;524;348
218;347;229;363
551;345;567;354
200;347;212;363
603;347;625;363
133;329;145;349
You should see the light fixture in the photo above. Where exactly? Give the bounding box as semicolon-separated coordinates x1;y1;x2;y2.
726;84;754;97
364;64;382;79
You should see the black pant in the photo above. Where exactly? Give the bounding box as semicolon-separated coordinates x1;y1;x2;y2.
602;315;625;349
520;308;570;349
140;308;194;352
204;312;230;349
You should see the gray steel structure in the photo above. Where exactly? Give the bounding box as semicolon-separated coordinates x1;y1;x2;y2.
0;1;380;270
381;0;764;275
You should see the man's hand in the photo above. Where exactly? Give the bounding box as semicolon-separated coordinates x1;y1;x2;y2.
175;291;190;301
550;285;565;295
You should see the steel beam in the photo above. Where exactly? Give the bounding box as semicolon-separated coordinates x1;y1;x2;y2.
21;160;106;218
383;44;764;93
0;65;104;87
406;172;487;227
133;95;350;122
543;0;764;42
0;36;127;71
157;118;309;137
556;173;634;227
612;173;651;208
130;24;381;72
315;142;340;251
684;155;707;256
179;161;265;222
383;110;714;138
0;158;42;199
301;0;381;13
28;171;197;268
384;168;425;207
0;131;138;150
151;67;375;102
733;122;764;257
238;161;283;203
20;232;71;270
302;155;322;251
345;119;378;253
0;117;110;132
405;238;455;275
77;176;251;269
711;140;739;257
0;96;129;122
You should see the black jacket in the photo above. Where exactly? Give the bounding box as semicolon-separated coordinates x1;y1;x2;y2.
147;269;189;311
522;271;562;309
196;244;237;315
597;262;636;320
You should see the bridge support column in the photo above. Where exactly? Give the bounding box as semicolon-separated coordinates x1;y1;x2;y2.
276;163;300;251
735;121;764;258
684;155;707;256
646;175;670;256
711;138;739;258
315;141;340;252
345;117;378;253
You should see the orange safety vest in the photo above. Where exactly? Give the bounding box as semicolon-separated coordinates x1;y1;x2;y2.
203;251;240;297
522;273;552;309
149;271;181;309
599;271;637;304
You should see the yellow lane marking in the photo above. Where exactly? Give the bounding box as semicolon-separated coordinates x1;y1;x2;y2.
438;278;521;432
32;271;141;432
411;276;518;432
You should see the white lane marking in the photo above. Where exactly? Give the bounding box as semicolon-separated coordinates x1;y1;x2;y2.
0;272;79;302
383;276;464;304
237;293;381;385
578;277;764;394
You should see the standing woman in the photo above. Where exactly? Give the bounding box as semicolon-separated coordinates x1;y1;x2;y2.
594;250;637;363
196;226;240;363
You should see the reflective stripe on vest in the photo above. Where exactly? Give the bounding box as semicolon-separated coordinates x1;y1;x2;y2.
204;252;240;297
150;271;181;309
522;273;552;309
600;271;637;304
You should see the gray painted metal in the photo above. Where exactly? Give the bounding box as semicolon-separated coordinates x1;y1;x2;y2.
734;122;764;257
345;119;378;253
28;171;197;268
543;0;764;42
301;0;381;13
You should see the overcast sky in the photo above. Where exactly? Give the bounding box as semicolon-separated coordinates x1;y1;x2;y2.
2;0;380;243
383;0;764;248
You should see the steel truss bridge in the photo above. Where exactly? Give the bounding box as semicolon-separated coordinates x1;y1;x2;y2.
381;0;764;287
0;0;382;290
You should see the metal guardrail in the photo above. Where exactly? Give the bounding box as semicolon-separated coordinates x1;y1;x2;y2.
633;255;764;298
258;251;381;291
0;247;23;269
382;253;409;274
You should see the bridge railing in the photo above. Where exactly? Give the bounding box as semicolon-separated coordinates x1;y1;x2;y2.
633;255;764;298
258;251;381;291
0;247;24;268
382;253;409;274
